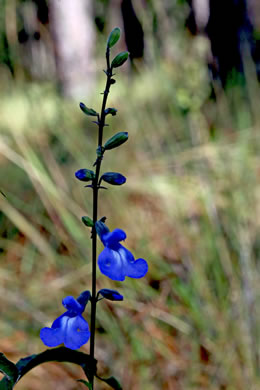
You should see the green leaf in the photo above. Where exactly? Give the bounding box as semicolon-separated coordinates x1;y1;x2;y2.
111;52;129;68
0;377;13;390
17;348;95;379
82;216;94;227
79;103;98;117
0;353;18;385
104;132;128;151
97;375;122;390
77;379;92;389
0;347;96;388
107;27;121;49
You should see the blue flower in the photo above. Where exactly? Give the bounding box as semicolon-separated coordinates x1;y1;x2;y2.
40;292;90;350
98;228;148;281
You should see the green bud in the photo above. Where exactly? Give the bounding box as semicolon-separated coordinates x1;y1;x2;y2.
107;27;121;49
104;108;117;116
82;216;94;227
111;51;129;68
104;132;128;151
79;102;98;117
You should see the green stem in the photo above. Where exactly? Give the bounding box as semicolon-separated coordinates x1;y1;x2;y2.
89;47;112;389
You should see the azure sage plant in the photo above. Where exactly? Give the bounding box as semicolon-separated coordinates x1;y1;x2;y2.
0;28;148;390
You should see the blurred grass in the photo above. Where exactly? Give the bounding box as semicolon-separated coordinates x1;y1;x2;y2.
0;33;260;390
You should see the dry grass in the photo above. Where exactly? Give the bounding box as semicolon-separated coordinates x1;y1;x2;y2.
0;52;260;390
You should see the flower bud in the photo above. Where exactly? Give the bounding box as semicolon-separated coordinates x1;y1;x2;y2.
95;220;110;240
98;289;123;301
101;172;126;185
96;145;104;157
77;290;91;308
79;102;98;117
111;51;129;68
107;27;121;49
75;169;95;182
104;132;128;151
104;108;117;116
82;216;94;227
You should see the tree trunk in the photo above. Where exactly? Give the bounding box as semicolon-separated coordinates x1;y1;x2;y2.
49;0;96;99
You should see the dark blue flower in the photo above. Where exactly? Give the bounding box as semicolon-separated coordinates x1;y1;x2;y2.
40;293;90;350
98;228;148;281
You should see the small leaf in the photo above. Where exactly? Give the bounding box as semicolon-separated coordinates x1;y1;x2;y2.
75;169;95;182
104;108;117;116
80;103;98;117
101;172;126;186
82;216;94;227
104;132;128;151
111;51;129;68
107;27;121;49
0;378;13;390
98;289;123;301
77;379;92;389
97;375;122;390
0;353;18;384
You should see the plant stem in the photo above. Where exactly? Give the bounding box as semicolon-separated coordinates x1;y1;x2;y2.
89;47;112;389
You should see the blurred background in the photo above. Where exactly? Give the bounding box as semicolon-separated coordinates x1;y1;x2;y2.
0;0;260;389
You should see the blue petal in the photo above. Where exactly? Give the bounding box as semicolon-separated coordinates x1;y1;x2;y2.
117;245;148;278
125;258;148;278
40;327;64;347
101;228;126;248
76;290;91;309
98;247;126;281
40;315;68;347
64;315;90;350
51;312;70;329
62;296;83;314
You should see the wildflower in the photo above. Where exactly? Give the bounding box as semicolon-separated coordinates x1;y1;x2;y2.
40;292;90;350
97;227;148;281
